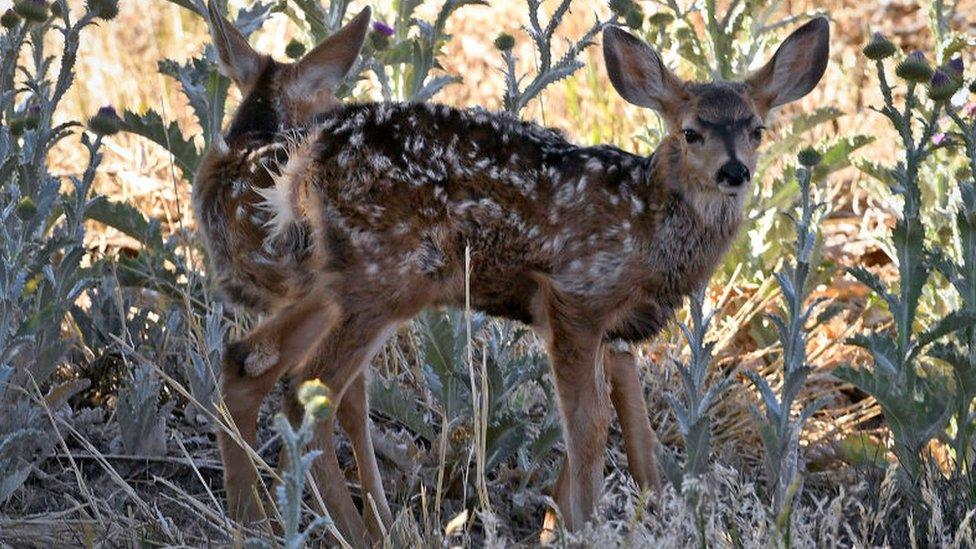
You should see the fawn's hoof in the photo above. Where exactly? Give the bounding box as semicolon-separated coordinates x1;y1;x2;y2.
226;341;278;377
225;339;278;377
244;340;279;376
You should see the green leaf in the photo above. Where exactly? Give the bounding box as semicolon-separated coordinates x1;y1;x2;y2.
84;197;164;251
913;310;976;356
121;109;200;183
847;266;898;313
812;134;875;181
368;378;436;441
761;106;845;163
158;57;229;143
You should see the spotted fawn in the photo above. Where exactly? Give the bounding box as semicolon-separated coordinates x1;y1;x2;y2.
192;2;829;542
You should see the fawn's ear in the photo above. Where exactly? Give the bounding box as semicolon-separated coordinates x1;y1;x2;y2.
288;7;371;97
603;26;684;113
205;0;266;91
746;17;830;111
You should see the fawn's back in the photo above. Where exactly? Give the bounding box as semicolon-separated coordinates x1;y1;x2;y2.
199;98;744;339
195;9;829;345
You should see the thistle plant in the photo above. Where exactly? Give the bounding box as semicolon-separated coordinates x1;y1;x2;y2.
247;380;338;549
498;0;609;114
369;310;556;491
837;34;976;488
638;0;824;82
930;60;976;479
659;287;732;493
0;0;114;503
117;361;175;456
746;150;830;524
278;0;481;101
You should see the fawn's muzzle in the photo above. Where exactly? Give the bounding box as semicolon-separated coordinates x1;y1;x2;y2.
717;161;750;188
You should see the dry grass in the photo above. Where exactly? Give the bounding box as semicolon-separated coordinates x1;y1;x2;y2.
3;0;976;546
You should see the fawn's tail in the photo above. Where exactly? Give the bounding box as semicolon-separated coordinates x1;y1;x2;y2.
253;135;317;241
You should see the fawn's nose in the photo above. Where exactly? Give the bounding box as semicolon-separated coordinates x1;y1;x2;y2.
717;161;750;188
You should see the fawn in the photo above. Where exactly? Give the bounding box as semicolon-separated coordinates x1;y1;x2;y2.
194;0;829;543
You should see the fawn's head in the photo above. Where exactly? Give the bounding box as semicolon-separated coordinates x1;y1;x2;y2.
603;18;829;196
205;1;370;140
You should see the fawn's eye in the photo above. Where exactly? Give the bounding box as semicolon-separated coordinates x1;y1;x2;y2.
683;129;703;144
751;126;766;141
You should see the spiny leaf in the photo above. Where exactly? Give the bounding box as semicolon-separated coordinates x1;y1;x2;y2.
121;109;200;182
913;310;976;358
84;197;164;252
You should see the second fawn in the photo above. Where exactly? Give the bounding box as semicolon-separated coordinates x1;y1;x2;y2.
194;2;829;542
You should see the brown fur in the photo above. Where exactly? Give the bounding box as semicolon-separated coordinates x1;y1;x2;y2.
193;4;830;543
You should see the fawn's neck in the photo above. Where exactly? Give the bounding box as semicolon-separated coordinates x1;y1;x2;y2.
639;137;744;289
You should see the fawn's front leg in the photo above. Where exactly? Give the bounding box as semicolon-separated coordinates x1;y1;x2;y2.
545;312;611;531
542;346;661;540
219;295;340;523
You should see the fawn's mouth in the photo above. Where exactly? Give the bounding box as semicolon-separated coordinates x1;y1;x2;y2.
716;182;747;196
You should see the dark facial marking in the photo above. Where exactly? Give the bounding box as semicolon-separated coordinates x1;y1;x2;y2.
696;116;757;160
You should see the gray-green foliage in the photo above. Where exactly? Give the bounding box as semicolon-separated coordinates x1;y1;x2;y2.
838;28;976;488
499;0;609;114
936;103;976;478
746;153;830;521
370;310;559;488
0;0;111;504
659;288;732;493
117;362;175;456
247;391;336;549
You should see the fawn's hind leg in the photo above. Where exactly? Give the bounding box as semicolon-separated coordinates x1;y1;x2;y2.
219;295;340;523
296;312;396;545
336;372;395;538
604;347;662;494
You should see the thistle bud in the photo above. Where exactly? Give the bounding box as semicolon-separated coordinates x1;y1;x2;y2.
22;105;40;130
370;21;394;51
648;12;674;27
88;105;121;136
896;50;933;83
372;21;394;37
947;57;964;82
298;380;332;421
8;117;26;136
928;68;959;102
13;0;49;23
86;0;118;20
624;7;644;29
284;38;305;60
1;9;20;28
297;379;329;407
15;196;37;220
493;32;515;52
609;0;635;17
862;32;897;60
797;147;822;167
